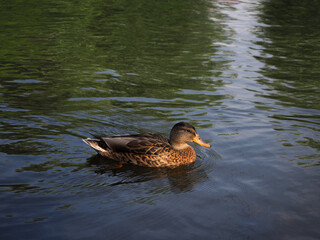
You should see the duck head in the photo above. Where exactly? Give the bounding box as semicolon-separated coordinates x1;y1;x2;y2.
169;122;211;150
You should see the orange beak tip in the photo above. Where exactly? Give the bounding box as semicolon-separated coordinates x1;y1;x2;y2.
193;138;211;148
204;143;211;148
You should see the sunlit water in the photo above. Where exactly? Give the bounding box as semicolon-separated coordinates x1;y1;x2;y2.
1;0;320;239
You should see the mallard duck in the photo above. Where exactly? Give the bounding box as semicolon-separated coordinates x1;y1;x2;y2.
83;122;211;168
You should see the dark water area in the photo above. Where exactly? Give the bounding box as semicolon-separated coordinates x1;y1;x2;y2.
1;0;320;239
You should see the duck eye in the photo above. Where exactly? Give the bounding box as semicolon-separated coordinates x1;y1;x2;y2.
186;129;191;133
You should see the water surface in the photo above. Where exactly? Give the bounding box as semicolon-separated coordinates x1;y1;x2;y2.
1;0;320;239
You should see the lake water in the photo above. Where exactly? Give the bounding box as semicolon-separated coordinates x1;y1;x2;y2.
1;0;320;239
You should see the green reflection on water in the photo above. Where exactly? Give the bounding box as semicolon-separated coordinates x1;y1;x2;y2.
257;0;320;110
254;0;320;166
0;0;228;118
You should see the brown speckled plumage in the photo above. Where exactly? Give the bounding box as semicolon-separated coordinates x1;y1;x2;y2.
83;122;210;168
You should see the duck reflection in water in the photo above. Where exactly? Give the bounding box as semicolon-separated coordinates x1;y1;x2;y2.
87;154;209;193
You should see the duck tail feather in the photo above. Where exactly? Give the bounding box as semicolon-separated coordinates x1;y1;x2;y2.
82;138;108;152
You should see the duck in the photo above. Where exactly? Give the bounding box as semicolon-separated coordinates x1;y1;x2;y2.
82;122;211;168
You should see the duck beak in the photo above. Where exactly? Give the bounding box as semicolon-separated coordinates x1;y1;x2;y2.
193;135;211;148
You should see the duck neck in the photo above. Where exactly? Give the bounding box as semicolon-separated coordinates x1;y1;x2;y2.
170;140;190;150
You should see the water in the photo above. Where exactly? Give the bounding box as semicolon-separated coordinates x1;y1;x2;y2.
1;0;320;239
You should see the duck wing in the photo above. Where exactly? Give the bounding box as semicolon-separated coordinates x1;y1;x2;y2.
100;133;170;155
